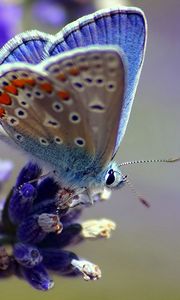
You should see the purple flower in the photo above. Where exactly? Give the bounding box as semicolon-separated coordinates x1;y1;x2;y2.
22;263;54;291
0;161;115;290
0;3;22;47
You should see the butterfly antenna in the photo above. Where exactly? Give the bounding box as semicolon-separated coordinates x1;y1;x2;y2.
125;176;150;208
119;157;180;167
119;157;180;207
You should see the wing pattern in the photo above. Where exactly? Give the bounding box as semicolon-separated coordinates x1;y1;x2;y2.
0;46;125;169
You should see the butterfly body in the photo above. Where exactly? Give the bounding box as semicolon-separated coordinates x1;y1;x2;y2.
0;7;147;196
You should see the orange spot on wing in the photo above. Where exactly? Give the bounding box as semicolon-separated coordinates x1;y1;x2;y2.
69;67;80;76
4;85;18;95
57;73;67;82
12;78;36;88
40;83;53;93
57;90;70;101
0;107;6;118
12;79;26;88
0;93;12;105
24;78;36;86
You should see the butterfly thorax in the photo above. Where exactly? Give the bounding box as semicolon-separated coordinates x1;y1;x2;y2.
54;155;108;190
54;158;123;192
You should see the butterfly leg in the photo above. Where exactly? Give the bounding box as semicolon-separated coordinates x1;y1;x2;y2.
69;193;92;208
70;187;112;208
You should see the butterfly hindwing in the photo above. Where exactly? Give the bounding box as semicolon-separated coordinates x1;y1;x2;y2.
0;46;125;169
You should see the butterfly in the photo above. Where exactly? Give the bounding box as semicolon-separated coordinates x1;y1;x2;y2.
0;6;147;202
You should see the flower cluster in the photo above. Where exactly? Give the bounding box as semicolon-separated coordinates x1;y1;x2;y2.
0;160;115;290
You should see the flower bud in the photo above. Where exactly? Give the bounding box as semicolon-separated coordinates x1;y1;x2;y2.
71;259;101;281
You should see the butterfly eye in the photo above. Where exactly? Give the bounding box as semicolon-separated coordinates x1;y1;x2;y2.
105;169;125;188
105;169;115;186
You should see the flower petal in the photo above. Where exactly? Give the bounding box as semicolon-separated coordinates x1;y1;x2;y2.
41;248;78;273
16;162;41;187
17;215;46;244
39;223;82;248
35;177;59;205
22;263;54;291
8;183;37;224
13;243;42;268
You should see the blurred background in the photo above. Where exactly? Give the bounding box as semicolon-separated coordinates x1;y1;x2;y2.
0;0;180;299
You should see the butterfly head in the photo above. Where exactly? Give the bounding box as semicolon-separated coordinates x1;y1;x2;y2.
103;162;127;189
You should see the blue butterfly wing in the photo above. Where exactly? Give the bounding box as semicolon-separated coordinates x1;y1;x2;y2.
46;7;147;157
0;31;53;65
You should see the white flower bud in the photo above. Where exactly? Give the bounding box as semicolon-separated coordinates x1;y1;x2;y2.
71;259;101;281
82;218;116;239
